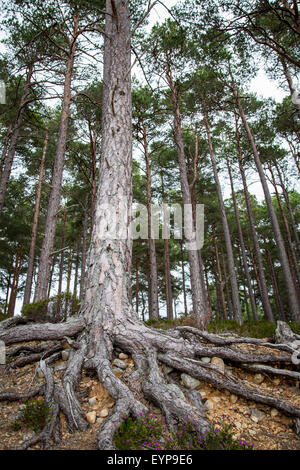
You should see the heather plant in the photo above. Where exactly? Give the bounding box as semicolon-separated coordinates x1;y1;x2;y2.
17;396;53;432
114;411;253;450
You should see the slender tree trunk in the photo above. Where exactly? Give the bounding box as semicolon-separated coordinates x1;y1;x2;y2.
266;249;286;321
143;122;159;320
66;251;73;294
8;247;23;316
0;65;33;215
58;209;67;295
165;61;207;328
88;121;97;232
179;240;188;317
34;22;78;302
268;163;300;293
135;259;139;316
23;132;48;306
227;160;258;321
47;255;56;299
235;119;274;322
203;103;242;324
234;88;300;321
161;175;173;321
274;161;300;257
212;227;227;321
4;269;12;315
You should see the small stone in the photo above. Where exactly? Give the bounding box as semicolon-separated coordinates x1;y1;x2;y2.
251;416;258;423
249;429;257;435
211;396;221;403
230;394;238;404
199;391;206;398
291;387;300;396
162;365;173;375
251;408;265;421
235;422;242;429
253;373;264;384
112;359;128;370
112;367;124;375
204;399;214;410
89;397;97;406
86;411;97;424
181;373;201;390
119;353;128;360
200;357;211;364
273;378;281;386
166;383;186;401
211;357;225;373
107;402;115;409
61;350;70;361
99;408;109;418
271;408;279;418
97;418;105;425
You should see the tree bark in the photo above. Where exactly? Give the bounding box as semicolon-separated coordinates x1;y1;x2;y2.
227;160;258;321
203;104;242;324
34;20;78;302
0;65;33;215
23;131;48;306
234;88;300;321
165;60;208;328
235;118;274;322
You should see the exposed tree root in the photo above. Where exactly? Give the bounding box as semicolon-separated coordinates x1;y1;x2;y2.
1;318;300;450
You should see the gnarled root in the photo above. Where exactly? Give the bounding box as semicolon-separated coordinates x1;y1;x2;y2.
1;317;300;450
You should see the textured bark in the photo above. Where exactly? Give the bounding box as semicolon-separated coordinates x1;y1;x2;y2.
143;122;159;320
235;120;274;322
23;132;49;306
227;160;258;321
0;123;12;178
34;20;78;302
58;209;67;295
235;88;300;321
165;61;207;328
79;194;89;300
212;226;227;321
161;176;173;320
280;56;300;119
203;105;242;324
7;246;23;316
0;65;33;215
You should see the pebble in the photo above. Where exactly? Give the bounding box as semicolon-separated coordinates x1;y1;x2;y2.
61;350;70;361
88;397;97;406
251;408;265;421
99;408;109;418
204;399;214;410
200;357;211;364
271;408;279;418
112;367;124;375
119;353;128;360
211;357;225;373
86;411;97;424
230;394;238;404
253;374;264;384
181;373;201;390
112;359;127;370
162;365;173;375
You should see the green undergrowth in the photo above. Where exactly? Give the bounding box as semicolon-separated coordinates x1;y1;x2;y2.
114;411;253;450
21;292;80;322
7;396;53;433
145;317;300;339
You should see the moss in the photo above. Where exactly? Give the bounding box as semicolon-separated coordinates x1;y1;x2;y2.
21;293;80;322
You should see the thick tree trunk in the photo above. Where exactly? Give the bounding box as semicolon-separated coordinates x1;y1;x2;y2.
161;175;173;321
23;132;48;306
203;105;242;324
79;194;89;300
34;22;78;302
0;65;33;215
227;160;258;321
234;88;300;321
165;62;207;328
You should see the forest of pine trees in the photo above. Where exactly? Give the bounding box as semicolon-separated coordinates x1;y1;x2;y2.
0;0;300;452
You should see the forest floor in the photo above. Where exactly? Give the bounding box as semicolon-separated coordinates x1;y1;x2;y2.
0;323;300;450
